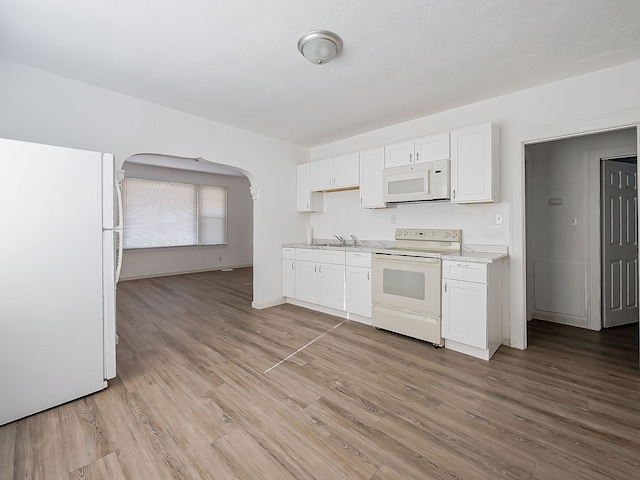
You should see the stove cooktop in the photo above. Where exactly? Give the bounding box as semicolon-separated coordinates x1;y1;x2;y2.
372;228;462;258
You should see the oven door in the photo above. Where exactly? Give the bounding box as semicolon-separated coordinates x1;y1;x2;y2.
371;253;441;315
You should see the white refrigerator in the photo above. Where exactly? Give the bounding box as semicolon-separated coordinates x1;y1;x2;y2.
0;138;122;426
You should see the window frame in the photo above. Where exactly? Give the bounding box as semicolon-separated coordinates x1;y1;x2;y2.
122;177;228;250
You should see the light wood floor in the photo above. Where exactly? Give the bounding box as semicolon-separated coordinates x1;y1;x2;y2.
1;268;639;479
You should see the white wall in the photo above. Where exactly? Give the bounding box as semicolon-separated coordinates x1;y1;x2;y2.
2;56;640;344
310;60;640;348
0;58;309;308
525;129;637;328
119;163;253;280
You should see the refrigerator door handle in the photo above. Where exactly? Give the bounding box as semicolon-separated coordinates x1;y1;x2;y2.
114;178;123;230
115;228;123;284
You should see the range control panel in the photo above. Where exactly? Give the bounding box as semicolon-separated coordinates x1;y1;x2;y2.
394;228;461;242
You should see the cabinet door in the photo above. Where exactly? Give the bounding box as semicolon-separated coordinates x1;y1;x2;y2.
415;132;450;163
450;123;499;203
333;153;360;188
310;159;333;191
442;278;487;349
297;163;323;212
295;260;319;303
318;263;345;310
282;259;296;298
384;140;414;168
359;147;386;208
346;265;371;317
296;163;311;211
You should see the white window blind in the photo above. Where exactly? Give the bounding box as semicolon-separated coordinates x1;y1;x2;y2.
122;178;227;248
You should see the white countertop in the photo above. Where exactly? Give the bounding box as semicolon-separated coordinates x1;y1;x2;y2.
282;240;391;253
283;241;508;262
444;244;508;263
443;251;508;263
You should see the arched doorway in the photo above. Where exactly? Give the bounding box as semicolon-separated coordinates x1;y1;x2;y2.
119;154;254;288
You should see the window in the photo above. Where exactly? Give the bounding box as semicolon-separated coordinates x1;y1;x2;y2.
122;178;227;248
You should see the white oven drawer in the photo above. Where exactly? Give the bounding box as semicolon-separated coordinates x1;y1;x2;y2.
442;260;487;283
372;305;443;346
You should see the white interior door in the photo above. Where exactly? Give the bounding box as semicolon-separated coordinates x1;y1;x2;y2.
602;158;639;328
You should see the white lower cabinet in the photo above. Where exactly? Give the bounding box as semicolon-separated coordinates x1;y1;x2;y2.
281;248;296;298
318;262;346;310
293;249;345;310
442;259;503;360
283;248;371;321
442;278;487;348
346;252;372;321
295;260;319;303
346;266;371;318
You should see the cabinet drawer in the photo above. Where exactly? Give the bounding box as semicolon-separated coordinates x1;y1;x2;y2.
318;250;346;265
442;260;487;283
346;251;371;268
282;247;296;260
296;248;319;262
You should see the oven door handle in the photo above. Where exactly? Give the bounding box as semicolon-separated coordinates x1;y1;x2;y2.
372;254;441;265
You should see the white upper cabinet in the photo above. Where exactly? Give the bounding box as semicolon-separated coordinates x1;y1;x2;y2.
297;163;323;212
359;147;386;209
310;159;333;191
311;152;360;191
450;123;500;203
415;132;450;164
333;153;360;188
384;140;414;168
384;132;450;168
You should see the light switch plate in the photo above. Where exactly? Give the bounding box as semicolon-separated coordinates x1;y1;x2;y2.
495;213;503;225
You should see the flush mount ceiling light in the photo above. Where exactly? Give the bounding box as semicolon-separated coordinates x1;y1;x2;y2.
297;29;343;65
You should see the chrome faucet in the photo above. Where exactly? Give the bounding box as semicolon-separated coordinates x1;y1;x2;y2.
350;234;359;246
334;235;346;246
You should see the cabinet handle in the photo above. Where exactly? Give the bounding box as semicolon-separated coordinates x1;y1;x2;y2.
291;261;294;269
416;152;419;162
409;153;412;163
452;189;456;199
319;265;322;273
444;281;447;293
367;271;370;280
360;197;363;205
315;265;317;273
307;201;310;209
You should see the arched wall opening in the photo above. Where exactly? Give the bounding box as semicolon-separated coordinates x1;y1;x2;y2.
119;153;255;289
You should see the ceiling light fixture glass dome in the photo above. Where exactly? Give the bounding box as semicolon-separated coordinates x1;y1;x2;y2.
297;29;343;65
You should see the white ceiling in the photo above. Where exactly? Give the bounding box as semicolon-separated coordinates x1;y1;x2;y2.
1;0;640;147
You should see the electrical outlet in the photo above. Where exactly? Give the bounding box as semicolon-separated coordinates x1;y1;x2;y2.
570;217;578;225
495;213;503;225
391;215;397;224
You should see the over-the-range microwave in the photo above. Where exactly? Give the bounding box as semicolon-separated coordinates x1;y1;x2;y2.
383;159;450;203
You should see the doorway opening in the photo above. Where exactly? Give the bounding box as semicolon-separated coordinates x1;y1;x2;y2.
524;127;638;353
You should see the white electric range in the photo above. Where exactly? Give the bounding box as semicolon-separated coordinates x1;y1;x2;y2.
371;228;462;346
